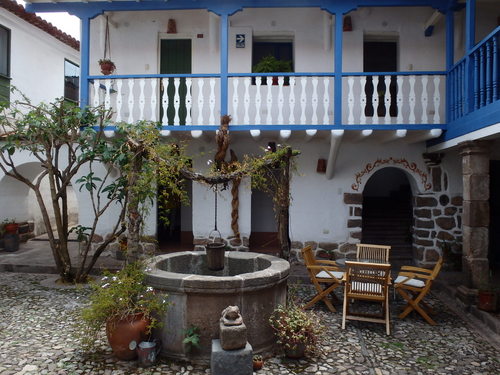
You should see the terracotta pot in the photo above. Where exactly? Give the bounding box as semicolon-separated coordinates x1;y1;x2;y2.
4;223;19;234
253;358;263;371
106;313;151;360
478;290;498;312
206;242;225;271
284;343;306;359
100;61;115;75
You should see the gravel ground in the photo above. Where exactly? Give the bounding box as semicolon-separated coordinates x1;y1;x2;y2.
0;272;499;375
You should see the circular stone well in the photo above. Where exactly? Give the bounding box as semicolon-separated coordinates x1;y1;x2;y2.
145;251;289;363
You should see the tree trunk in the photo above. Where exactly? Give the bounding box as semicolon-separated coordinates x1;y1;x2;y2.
277;148;292;260
126;155;144;263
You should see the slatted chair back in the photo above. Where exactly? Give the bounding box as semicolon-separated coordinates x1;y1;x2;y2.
301;245;344;312
356;243;391;263
394;257;444;325
342;261;392;335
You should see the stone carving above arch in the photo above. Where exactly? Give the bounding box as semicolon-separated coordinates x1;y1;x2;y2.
351;157;431;192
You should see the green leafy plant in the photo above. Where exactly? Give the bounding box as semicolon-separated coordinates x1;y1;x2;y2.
80;262;170;347
182;325;201;352
252;55;292;73
269;300;324;357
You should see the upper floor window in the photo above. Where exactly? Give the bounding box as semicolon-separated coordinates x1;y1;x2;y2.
64;59;79;103
252;36;294;85
0;25;11;103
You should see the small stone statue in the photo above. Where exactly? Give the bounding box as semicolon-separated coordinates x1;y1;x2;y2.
220;306;243;326
219;305;247;350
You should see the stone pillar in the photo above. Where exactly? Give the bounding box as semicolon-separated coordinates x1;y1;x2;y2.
459;140;491;288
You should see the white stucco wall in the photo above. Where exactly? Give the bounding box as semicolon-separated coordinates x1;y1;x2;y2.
0;9;80;105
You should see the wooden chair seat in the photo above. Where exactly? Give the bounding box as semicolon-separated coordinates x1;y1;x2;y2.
394;257;443;325
301;246;344;312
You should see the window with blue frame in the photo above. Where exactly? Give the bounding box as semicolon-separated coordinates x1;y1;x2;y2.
0;25;11;104
64;59;79;103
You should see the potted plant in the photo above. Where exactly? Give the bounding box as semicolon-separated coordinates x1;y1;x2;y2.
269;301;324;359
98;58;116;75
252;354;264;371
80;262;170;360
3;218;19;234
252;55;293;85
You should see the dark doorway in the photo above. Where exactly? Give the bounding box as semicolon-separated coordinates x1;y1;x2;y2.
489;161;500;276
362;168;413;265
157;180;193;252
250;188;279;255
160;39;191;125
363;39;398;118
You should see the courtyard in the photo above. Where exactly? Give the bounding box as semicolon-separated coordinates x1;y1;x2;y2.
0;271;498;375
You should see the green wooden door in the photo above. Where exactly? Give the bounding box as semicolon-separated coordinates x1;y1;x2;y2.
160;39;192;125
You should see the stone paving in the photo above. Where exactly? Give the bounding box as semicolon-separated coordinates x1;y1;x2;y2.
0;272;499;375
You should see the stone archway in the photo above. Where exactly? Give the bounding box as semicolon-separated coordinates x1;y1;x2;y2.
361;167;413;264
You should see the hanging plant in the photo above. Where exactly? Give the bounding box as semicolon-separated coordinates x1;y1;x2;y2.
99;16;116;75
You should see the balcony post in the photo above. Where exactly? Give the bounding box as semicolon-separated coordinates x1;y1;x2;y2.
334;12;343;126
465;0;476;114
445;9;454;122
80;16;91;109
220;13;229;117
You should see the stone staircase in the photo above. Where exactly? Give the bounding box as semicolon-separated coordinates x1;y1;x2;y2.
361;197;414;267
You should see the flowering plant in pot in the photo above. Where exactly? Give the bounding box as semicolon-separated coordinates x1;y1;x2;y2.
2;218;19;234
98;58;116;75
80;262;170;360
269;300;324;358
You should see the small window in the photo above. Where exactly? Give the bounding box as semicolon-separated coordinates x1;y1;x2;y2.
64;59;80;103
0;25;11;103
252;37;294;85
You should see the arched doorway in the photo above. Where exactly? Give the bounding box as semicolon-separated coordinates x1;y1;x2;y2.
362;167;413;264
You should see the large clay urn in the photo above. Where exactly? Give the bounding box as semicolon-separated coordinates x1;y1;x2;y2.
106;313;150;360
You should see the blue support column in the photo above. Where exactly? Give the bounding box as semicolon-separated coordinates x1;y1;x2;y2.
465;0;476;113
220;13;229;117
445;10;454;122
334;12;343;126
80;16;91;109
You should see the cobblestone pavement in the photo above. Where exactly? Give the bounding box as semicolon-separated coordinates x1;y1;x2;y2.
0;272;499;375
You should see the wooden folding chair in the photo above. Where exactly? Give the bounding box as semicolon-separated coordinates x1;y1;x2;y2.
356;243;391;263
301;245;344;312
342;261;392;335
394;257;443;325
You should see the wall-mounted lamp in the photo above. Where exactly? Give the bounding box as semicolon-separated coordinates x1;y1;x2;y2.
167;19;177;33
317;159;327;173
343;16;353;32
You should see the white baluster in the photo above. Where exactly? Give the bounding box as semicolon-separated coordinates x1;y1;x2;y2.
360;77;366;125
161;78;168;125
185;78;192;125
371;76;379;124
323;77;330;125
433;76;441;124
266;76;273;124
197;79;205;125
255;77;262;125
232;78;239;125
384;76;391;124
92;79;100;107
311;76;318;125
104;79;112;111
115;79;123;122
396;76;403;123
209;78;216;125
300;77;307;124
150;79;157;122
409;75;416;124
127;79;134;123
288;76;296;125
421;75;428;123
347;77;354;125
139;78;146;121
173;78;180;125
277;76;284;124
243;77;250;125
